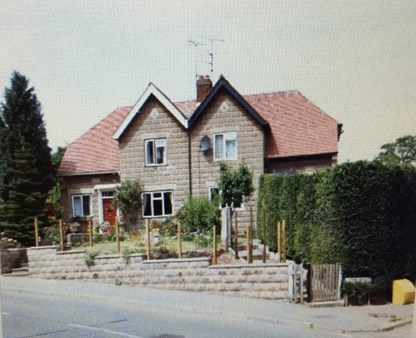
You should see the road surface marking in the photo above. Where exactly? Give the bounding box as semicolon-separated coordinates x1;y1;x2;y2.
69;324;143;338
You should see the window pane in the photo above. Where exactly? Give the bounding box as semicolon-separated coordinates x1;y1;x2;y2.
143;193;151;216
155;139;166;147
102;191;114;197
225;139;236;159
156;141;165;164
214;135;223;160
73;196;82;217
153;199;163;216
83;195;91;216
146;141;154;164
163;192;172;215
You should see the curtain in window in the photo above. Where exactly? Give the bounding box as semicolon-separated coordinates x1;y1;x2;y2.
214;135;223;159
155;139;165;164
73;196;82;217
225;139;236;159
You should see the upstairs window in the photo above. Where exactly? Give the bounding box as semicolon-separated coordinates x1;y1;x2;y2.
142;191;173;217
214;132;237;161
72;194;92;217
145;138;166;165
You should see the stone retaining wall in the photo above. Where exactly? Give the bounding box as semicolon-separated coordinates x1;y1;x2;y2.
28;246;290;299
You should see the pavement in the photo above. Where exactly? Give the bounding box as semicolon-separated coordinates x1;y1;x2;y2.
1;277;414;337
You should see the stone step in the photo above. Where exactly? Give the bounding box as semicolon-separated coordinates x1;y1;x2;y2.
3;264;29;277
3;271;29;277
237;249;264;259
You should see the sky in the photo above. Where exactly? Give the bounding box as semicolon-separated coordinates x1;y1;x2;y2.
1;0;415;162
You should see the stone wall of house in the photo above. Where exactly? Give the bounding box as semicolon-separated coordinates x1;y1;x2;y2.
28;246;289;299
59;173;120;226
119;97;190;229
190;91;265;229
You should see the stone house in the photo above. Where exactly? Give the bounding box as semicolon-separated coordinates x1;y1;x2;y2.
58;75;342;229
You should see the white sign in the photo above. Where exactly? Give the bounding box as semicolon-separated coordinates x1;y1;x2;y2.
344;277;372;284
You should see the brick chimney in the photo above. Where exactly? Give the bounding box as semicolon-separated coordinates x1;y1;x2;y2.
196;75;212;102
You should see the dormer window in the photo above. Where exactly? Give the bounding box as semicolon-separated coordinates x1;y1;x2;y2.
145;138;166;166
214;132;237;161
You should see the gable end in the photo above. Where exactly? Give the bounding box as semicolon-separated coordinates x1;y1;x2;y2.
188;76;269;130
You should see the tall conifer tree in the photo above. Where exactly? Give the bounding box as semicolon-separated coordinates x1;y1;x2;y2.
0;72;54;245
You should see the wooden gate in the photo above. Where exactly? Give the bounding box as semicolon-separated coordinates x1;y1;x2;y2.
310;263;341;302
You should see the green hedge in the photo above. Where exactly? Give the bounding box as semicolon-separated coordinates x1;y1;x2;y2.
257;161;416;281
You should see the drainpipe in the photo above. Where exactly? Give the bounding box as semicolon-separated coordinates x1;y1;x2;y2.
188;131;192;196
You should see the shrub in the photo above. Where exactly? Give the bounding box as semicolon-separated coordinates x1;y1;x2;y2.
179;196;220;235
257;161;416;283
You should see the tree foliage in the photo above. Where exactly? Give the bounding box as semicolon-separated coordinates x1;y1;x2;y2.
217;161;254;211
0;72;55;245
375;135;416;167
112;180;142;230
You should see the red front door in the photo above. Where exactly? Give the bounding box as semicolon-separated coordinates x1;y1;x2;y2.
103;199;116;225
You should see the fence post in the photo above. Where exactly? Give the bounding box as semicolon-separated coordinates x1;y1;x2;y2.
59;219;64;251
88;218;93;248
34;217;39;247
115;217;120;254
277;221;281;262
146;219;151;260
262;209;267;263
248;206;253;264
178;222;182;258
412;290;416;337
234;211;239;259
212;225;217;265
282;220;287;263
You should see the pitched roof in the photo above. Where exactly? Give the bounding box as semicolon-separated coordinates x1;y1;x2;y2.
113;83;187;140
59;78;340;175
58;106;131;176
244;91;339;158
188;76;269;129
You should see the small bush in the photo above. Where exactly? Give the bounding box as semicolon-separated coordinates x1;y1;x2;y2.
84;250;99;267
179;196;220;235
194;230;213;248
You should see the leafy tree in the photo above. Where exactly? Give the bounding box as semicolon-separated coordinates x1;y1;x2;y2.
0;71;54;245
375;135;416;167
217;161;254;212
112;180;142;230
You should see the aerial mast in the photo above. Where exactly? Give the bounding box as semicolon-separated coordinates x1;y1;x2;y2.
188;36;224;79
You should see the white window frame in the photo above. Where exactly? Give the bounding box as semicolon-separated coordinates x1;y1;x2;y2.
214;132;237;161
145;138;167;166
142;191;173;218
71;194;92;217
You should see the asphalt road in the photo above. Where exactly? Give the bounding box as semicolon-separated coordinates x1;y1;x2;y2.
0;277;349;338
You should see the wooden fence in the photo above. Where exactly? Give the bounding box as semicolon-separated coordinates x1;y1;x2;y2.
310;263;341;302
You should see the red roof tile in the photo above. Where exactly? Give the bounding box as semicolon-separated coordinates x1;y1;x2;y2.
244;91;339;158
58;107;131;175
59;86;339;175
174;100;198;119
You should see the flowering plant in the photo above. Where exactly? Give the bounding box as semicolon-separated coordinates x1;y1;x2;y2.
43;223;69;244
96;221;114;234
